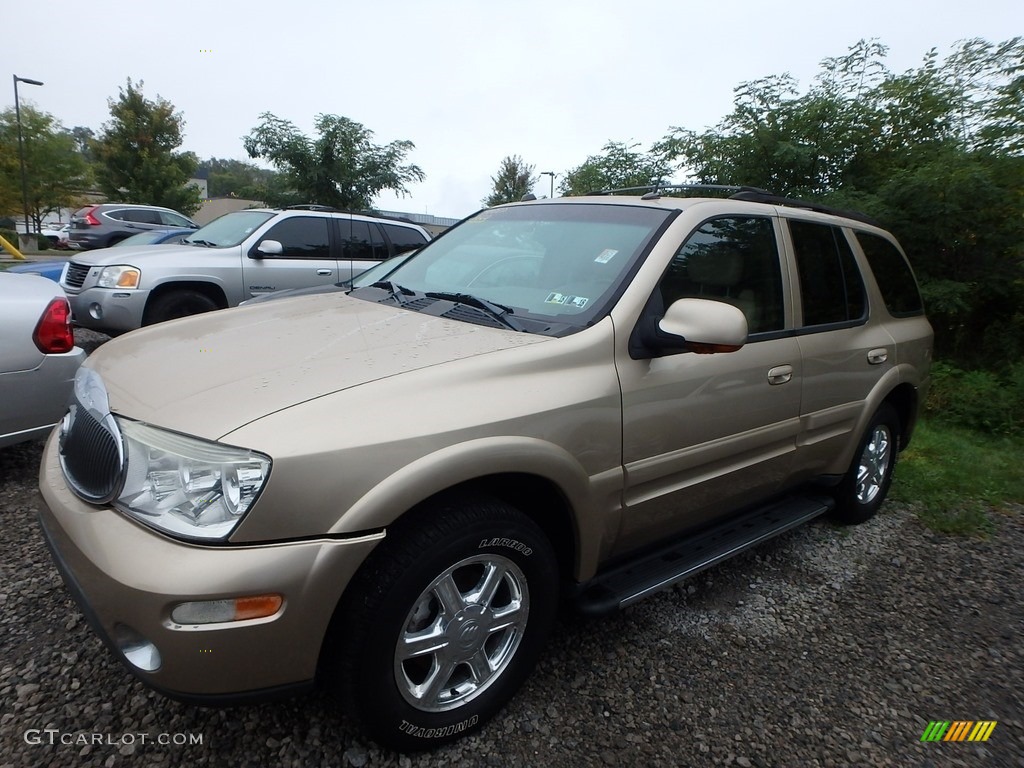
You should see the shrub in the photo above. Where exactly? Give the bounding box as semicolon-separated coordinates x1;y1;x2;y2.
36;234;51;250
926;361;1024;435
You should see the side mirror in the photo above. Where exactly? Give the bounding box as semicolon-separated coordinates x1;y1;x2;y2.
646;298;748;355
253;239;283;258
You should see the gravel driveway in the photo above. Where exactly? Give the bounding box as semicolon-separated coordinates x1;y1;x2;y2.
1;331;1020;767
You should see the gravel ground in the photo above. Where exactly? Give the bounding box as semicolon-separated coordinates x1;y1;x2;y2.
1;330;1020;767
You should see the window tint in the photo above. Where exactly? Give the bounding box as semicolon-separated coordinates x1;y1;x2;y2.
348;220;387;261
659;216;784;335
856;232;924;317
259;216;331;259
160;211;192;227
122;209;162;225
790;221;866;327
382;223;428;255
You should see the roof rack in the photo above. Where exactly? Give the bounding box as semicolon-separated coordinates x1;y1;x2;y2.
278;204;421;226
591;183;881;226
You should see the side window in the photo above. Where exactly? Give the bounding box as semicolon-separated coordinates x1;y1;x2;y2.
348;220;387;261
659;216;784;335
855;232;924;317
789;220;866;328
106;209;129;222
123;209;162;224
382;223;428;255
160;211;193;228
259;216;331;259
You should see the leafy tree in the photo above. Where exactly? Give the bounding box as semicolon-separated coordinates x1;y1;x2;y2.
0;105;91;229
560;141;673;196
655;37;1024;368
70;126;96;162
482;155;536;206
243;113;424;209
93;79;201;215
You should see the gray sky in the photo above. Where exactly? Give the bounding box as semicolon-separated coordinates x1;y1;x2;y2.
6;0;1021;219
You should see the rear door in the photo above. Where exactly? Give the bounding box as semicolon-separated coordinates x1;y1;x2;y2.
615;214;802;554
241;215;340;299
337;217;389;282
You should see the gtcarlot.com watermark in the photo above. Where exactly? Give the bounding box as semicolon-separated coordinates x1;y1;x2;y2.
24;729;203;747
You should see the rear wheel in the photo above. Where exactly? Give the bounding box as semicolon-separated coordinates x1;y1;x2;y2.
144;289;218;325
326;497;559;750
831;403;900;524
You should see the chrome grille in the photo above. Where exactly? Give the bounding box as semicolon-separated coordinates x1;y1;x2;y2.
64;262;91;289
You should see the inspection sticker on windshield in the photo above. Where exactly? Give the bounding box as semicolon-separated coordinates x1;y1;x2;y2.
594;248;618;264
545;292;589;308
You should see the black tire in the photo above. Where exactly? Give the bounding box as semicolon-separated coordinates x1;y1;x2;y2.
831;403;900;524
144;289;219;325
326;496;559;751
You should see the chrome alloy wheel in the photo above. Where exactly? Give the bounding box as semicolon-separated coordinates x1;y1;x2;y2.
394;554;529;712
855;424;892;504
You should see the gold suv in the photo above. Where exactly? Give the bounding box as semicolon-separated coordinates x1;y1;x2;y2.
39;188;932;750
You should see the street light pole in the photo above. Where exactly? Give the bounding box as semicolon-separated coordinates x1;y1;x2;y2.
540;171;556;199
13;74;44;238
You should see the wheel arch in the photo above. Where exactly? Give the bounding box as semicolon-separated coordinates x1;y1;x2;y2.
143;280;229;321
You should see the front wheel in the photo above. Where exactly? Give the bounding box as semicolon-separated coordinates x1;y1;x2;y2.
144;289;219;325
326;497;559;750
831;403;900;524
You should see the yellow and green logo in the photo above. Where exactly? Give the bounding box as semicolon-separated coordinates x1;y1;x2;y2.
921;721;997;742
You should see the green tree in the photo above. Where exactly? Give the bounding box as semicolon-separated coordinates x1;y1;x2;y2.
0;105;92;228
482;155;536;206
656;38;1024;367
93;79;201;215
195;157;279;199
560;141;673;196
242;113;424;209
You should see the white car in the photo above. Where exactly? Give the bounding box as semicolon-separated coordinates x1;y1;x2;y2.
0;273;86;448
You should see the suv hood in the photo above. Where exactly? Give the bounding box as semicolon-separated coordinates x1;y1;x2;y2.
70;243;200;265
88;294;547;440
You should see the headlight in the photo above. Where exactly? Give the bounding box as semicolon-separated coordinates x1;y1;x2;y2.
97;265;141;288
114;419;271;541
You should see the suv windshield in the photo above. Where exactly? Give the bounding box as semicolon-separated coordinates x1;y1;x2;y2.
353;203;672;333
184;211;275;248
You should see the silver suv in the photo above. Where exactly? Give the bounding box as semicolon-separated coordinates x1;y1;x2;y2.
60;206;431;334
39;188;932;750
68;203;199;250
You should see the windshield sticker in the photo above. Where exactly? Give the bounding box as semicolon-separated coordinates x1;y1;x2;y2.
545;292;589;309
594;248;618;264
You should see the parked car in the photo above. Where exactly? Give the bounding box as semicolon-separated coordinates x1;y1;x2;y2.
0;273;85;448
60;206;431;334
67;203;198;250
38;188;932;750
113;228;194;248
6;259;68;283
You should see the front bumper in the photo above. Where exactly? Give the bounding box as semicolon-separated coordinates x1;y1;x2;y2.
37;433;384;701
67;287;151;333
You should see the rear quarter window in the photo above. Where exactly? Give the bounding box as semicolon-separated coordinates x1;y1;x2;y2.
855;232;925;317
789;220;867;328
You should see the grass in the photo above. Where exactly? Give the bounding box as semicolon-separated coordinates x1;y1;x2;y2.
891;418;1024;535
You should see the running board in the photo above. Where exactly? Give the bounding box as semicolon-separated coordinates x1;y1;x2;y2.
575;495;834;616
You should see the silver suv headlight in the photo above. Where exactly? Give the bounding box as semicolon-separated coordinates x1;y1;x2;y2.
97;265;141;288
114;419;271;541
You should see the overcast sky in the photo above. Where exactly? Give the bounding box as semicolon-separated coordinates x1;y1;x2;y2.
6;1;1020;220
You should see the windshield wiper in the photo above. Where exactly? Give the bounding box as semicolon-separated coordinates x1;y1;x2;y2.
424;291;525;332
187;239;217;247
369;280;416;305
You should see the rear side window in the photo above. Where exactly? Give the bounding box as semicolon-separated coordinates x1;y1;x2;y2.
121;209;162;225
382;223;428;255
348;220;387;261
855;232;925;317
789;220;866;328
659;216;785;335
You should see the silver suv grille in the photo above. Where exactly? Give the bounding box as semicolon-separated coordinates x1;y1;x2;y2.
64;262;91;289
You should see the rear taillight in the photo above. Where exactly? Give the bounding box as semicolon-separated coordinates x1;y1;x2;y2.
83;207;101;226
33;298;75;353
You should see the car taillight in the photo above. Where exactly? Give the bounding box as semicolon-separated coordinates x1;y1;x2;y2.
33;298;75;353
84;208;101;226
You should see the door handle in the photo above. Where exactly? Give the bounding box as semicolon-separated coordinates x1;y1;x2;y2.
767;365;793;385
316;269;332;276
867;348;888;365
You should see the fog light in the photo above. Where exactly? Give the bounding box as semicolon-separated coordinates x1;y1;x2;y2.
114;623;161;672
88;303;103;320
170;594;283;625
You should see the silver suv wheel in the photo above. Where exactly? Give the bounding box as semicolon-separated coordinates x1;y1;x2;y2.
395;554;529;712
855;424;893;504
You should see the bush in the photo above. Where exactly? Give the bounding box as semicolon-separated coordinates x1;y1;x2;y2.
35;234;51;251
926;361;1024;435
0;229;17;248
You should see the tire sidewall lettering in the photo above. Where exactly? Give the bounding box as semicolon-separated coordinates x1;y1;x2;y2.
478;537;533;556
398;715;479;739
